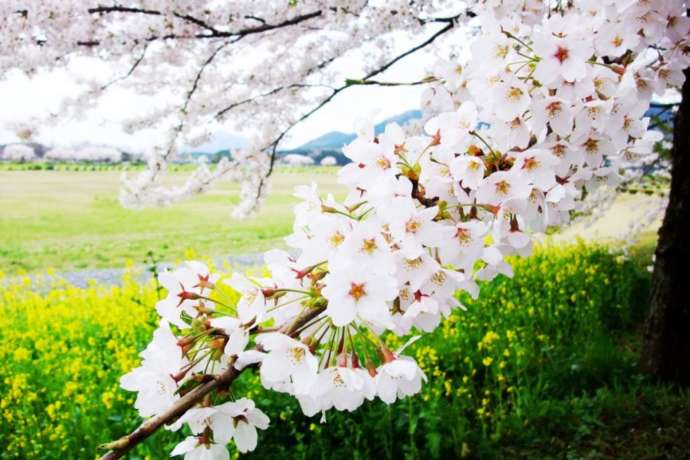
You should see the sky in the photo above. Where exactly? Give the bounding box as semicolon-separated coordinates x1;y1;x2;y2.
0;31;442;153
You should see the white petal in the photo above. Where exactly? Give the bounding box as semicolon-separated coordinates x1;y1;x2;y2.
246;408;270;430
326;299;357;326
234;350;265;371
209;413;234;444
170;437;198;457
233;421;258;453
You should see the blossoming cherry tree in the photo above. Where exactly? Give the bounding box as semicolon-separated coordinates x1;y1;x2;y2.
88;2;690;458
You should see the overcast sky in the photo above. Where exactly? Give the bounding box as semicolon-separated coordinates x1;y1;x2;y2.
0;35;441;152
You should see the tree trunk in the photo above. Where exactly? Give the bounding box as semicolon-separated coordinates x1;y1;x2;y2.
641;68;690;385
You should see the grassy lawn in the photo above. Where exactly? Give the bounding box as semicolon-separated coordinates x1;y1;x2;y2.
0;168;343;274
0;166;662;276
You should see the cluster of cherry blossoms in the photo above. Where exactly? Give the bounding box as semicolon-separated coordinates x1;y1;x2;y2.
2;0;469;219
420;0;688;243
115;1;689;458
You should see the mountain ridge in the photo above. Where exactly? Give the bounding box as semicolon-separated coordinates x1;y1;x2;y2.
293;109;422;151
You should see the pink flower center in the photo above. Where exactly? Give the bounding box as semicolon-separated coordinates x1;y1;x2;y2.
348;282;367;301
554;46;570;63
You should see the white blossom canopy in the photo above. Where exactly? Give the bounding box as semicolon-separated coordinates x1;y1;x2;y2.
2;0;474;217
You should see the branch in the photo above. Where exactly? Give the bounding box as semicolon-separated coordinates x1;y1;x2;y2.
344;77;437;87
362;19;455;81
99;365;240;460
263;16;462;174
99;305;327;460
215;56;339;119
82;9;323;45
100;43;149;91
88;6;162;15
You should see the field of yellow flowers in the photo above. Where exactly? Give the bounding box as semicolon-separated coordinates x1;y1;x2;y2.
1;243;688;459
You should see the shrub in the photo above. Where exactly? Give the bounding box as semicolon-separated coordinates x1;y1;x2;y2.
0;244;651;459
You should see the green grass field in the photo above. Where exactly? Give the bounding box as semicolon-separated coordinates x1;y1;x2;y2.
0;168;343;274
0;167;661;276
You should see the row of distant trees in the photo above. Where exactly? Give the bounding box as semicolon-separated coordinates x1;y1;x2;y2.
1;143;344;166
0;143;133;163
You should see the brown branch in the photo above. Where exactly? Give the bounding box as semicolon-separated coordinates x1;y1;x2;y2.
99;305;326;460
99;365;240;460
172;12;221;34
88;6;162;16
81;9;323;46
344;77;437;87
362;19;455;81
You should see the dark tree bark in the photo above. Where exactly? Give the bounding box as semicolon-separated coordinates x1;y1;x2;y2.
641;67;690;385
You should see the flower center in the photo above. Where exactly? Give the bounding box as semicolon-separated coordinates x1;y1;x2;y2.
329;231;345;247
522;156;540;171
550;143;566;157
376;156;391;170
332;372;345;386
348;282;367;301
455;227;472;244
404;256;424;270
495;44;509;59
546;101;562;118
360;238;378;254
431;271;447;286
553;46;570;63
405;218;421;234
587;106;601;119
583;138;599;154
495;180;511;195
506;86;523;101
289;347;305;363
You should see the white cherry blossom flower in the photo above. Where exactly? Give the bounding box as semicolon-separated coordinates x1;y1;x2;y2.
120;321;185;417
227;273;266;323
156;261;218;329
256;333;318;395
533;30;593;85
493;76;530;121
450;155;486;190
384;199;452;258
171;437;229;460
375;356;426;404
322;266;398;328
476;171;531;206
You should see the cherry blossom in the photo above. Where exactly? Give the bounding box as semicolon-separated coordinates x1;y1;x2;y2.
155;261;218;329
171;437;229;460
255;333;318;395
321;266;398;327
375;356;427;404
120;321;185;417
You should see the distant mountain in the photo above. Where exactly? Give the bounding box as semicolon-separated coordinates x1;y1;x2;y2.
294;109;422;151
297;130;355;151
